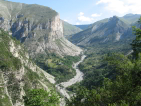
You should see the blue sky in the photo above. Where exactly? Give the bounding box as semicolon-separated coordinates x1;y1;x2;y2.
7;0;141;25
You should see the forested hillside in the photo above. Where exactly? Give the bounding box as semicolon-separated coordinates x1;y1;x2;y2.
67;18;141;106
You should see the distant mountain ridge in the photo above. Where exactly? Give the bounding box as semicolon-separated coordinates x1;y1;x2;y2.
122;13;141;24
69;14;140;47
75;24;90;30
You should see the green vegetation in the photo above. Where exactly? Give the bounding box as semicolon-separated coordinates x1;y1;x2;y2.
67;18;141;106
63;21;82;36
75;24;91;30
0;0;57;21
0;29;59;106
23;89;59;106
67;53;141;106
0;88;12;106
0;72;12;106
25;66;40;82
7;73;21;104
72;41;131;89
34;53;80;83
131;18;141;59
69;15;137;48
0;29;22;71
23;66;41;93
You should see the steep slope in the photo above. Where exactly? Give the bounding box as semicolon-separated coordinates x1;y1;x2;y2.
69;16;131;46
75;24;91;30
0;0;82;57
0;30;57;106
63;21;82;36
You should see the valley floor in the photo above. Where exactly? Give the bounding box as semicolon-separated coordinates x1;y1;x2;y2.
56;55;86;106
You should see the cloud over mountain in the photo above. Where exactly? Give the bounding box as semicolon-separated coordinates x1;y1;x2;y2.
96;0;141;14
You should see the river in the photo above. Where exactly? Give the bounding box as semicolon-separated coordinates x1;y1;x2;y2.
55;55;86;106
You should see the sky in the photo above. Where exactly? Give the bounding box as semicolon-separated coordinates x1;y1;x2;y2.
7;0;141;25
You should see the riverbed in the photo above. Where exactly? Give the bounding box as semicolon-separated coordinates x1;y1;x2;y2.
56;55;86;106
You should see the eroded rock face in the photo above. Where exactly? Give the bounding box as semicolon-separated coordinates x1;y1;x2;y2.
0;0;82;57
15;14;82;57
0;33;56;106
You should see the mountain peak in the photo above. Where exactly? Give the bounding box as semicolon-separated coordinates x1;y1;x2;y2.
109;16;120;22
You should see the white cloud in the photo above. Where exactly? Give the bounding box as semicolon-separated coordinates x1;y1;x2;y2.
64;19;68;22
77;12;94;22
91;13;102;17
96;0;141;14
78;15;94;22
78;12;84;16
76;22;80;25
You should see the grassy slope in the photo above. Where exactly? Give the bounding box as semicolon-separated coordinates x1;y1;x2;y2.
75;24;91;30
0;0;57;21
69;17;130;46
63;21;82;36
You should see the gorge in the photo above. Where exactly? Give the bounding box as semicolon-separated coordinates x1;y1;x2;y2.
0;0;141;106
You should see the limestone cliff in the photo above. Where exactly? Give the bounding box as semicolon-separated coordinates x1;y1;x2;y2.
0;30;56;106
0;0;82;57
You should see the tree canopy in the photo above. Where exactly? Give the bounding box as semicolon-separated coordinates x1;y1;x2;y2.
23;89;59;106
67;17;141;106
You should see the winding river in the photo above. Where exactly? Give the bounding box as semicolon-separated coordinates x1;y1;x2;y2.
56;55;86;106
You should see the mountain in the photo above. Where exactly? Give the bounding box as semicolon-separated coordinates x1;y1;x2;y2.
67;15;140;95
75;24;91;30
0;29;57;106
63;21;82;36
69;14;141;48
0;0;82;57
69;16;132;47
121;13;141;24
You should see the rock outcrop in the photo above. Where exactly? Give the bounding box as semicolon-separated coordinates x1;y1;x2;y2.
0;30;56;106
0;0;82;57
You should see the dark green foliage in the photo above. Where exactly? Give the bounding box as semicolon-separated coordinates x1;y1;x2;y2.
67;53;141;106
23;89;59;106
67;18;141;106
131;17;141;59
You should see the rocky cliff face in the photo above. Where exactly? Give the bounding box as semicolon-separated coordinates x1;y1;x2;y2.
0;30;56;106
0;0;82;57
21;14;82;57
